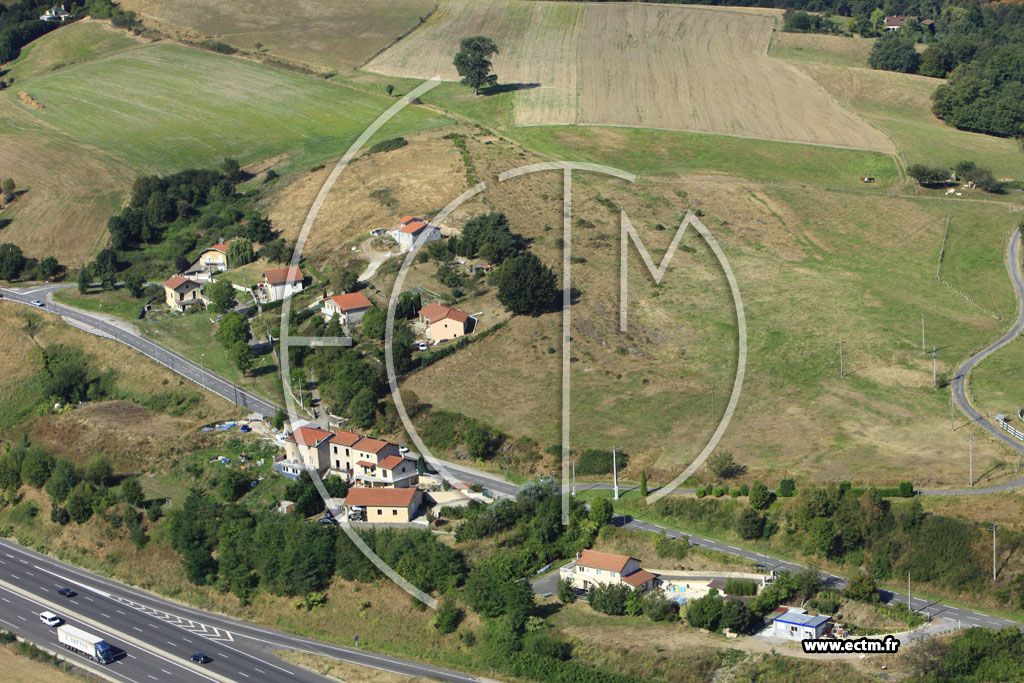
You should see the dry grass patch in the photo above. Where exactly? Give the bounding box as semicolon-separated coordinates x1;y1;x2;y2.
0;643;82;683
276;651;433;683
768;31;873;68
367;0;891;151
117;0;436;71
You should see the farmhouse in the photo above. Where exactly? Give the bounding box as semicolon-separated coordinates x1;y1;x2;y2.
275;425;418;487
559;550;657;592
344;487;424;523
419;303;472;342
260;266;304;302
323;292;374;324
771;609;832;640
40;5;71;21
276;425;334;477
884;15;932;30
197;242;232;272
163;274;203;312
390;216;441;252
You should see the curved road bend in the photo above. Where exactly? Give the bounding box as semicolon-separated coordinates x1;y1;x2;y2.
938;229;1024;495
1;283;1022;637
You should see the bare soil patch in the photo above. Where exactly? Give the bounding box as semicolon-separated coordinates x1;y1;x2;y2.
17;92;44;110
276;651;433;683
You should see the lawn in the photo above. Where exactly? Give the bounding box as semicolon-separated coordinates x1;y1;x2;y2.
139;311;286;407
53;283;159;322
9;43;452;175
7;19;144;81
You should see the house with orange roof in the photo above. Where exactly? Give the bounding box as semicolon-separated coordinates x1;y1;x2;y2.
197;241;232;272
419;303;473;342
275;425;334;478
344;487;424;523
390;216;441;252
163;274;203;312
261;266;304;302
322;292;374;325
559;549;658;592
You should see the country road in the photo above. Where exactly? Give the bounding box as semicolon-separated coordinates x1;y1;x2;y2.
937;228;1024;495
0;278;1022;670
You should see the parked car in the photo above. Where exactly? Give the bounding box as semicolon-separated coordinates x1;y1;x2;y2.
57;587;76;598
416;341;428;351
318;515;338;525
39;611;62;627
399;446;409;453
190;653;212;664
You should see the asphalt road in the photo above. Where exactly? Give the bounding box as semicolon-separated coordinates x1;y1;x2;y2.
942;228;1024;495
0;539;478;683
0;284;278;418
0;281;1020;658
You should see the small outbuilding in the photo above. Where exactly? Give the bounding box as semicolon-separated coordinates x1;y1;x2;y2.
771;609;832;640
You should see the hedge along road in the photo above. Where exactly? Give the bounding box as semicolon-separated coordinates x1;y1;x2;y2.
938;228;1024;496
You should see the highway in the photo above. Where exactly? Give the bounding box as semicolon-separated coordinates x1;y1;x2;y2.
0;539;478;683
0;279;1020;670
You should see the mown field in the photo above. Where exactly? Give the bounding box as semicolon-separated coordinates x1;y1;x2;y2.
118;0;437;71
769;32;1024;180
365;0;891;151
0;22;451;264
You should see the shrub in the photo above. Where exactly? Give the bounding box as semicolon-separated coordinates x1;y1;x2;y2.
433;596;463;634
777;478;796;497
575;449;627;475
707;451;744;478
897;480;914;497
686;593;722;630
655;535;689;560
557;578;576;604
712;487;725;497
695;486;706;498
845;574;879;603
723;578;757;597
729;487;741;498
588;583;631;616
368;137;409;154
749;480;772;510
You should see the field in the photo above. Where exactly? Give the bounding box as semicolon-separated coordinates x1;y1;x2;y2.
769;33;1024;180
387;133;1021;490
366;0;892;151
117;0;437;71
768;31;873;69
0;24;450;265
0;644;80;683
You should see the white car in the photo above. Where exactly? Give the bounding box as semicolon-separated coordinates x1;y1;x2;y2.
31;299;45;308
416;342;428;351
399;446;409;454
39;611;62;627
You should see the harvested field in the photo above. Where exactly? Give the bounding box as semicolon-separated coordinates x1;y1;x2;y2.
0;644;80;683
768;31;874;68
366;0;893;151
118;0;437;71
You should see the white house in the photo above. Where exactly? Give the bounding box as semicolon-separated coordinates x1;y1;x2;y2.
390;216;441;252
322;292;373;324
559;550;657;592
40;5;71;21
771;609;832;640
163;274;203;312
261;266;304;302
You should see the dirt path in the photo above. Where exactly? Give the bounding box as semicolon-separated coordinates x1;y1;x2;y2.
357;237;396;281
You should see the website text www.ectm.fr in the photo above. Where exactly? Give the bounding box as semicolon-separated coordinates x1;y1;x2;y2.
802;636;900;654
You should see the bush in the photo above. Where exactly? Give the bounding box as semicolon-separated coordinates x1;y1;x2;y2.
522;632;571;660
749;480;772;510
737;507;765;540
777;478;796;497
868;33;920;73
686;593;722;630
433;596;463;634
695;486;706;498
588;583;631;616
729;487;741;498
712;487;725;497
557;578;576;603
655;535;689;560
723;578;757;597
907;164;950;187
845;574;879;603
368;137;409;154
576;449;628;475
707;451;743;478
897;480;914;497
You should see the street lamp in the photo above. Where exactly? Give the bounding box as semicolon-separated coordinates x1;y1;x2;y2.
200;353;206;392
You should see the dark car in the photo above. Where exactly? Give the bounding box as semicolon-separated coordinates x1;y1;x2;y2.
57;587;76;598
190;653;212;664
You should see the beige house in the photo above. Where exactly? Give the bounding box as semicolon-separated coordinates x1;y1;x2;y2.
323;292;373;325
327;432;415;488
261;266;304;302
419;303;472;342
344;487;423;523
163;274;203;312
280;425;334;476
560;550;657;592
198;242;231;272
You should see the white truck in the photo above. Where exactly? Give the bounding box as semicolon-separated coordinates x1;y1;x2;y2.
56;624;114;664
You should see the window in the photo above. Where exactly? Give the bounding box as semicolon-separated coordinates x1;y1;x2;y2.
392;509;398;516
335;460;340;468
377;509;383;515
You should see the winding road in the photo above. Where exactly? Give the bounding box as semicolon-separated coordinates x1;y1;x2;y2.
933;228;1024;495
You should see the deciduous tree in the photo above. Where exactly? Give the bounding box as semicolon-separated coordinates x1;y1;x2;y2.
453;36;498;96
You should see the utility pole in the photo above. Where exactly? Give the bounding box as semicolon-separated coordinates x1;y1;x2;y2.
908;571;912;613
969;435;975;487
199;353;206;392
951;386;955;432
612;446;619;500
840;341;845;378
922;314;925;353
572;459;577;497
711;386;716;422
932;347;937;388
989;524;997;581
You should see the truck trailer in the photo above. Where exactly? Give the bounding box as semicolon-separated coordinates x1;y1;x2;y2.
56;624;114;664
